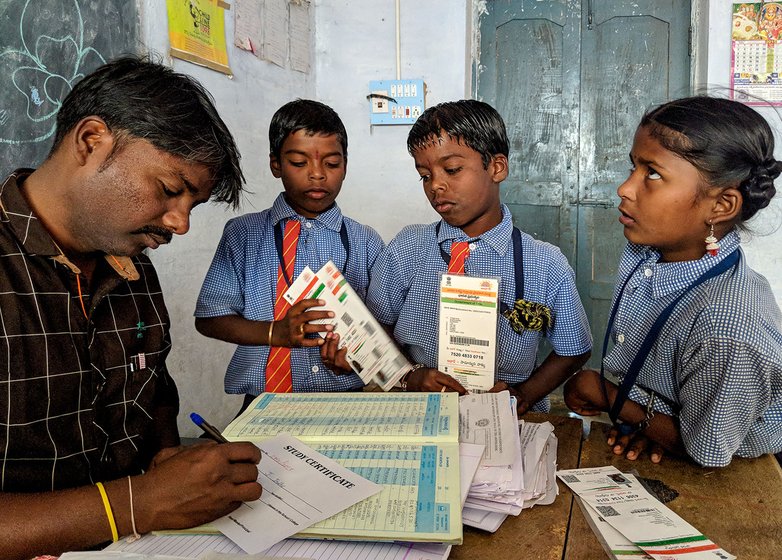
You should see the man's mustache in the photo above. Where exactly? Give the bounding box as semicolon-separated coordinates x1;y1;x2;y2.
132;226;173;244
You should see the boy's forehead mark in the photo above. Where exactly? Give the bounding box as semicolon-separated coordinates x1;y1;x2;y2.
282;147;343;159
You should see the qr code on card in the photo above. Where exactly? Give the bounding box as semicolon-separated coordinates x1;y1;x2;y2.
596;505;619;517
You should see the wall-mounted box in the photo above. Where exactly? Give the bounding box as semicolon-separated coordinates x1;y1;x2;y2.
368;79;425;125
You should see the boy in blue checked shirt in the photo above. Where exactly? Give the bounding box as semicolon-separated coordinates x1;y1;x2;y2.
367;100;592;414
195;99;384;408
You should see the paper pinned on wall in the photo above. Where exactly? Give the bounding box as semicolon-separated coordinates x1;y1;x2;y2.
234;0;262;55
289;0;311;73
262;0;288;67
233;0;311;73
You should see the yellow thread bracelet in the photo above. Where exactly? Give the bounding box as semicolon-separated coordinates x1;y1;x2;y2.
96;482;119;542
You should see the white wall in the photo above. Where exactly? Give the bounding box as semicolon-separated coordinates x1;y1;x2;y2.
138;1;315;435
707;1;782;306
313;0;470;240
138;0;781;436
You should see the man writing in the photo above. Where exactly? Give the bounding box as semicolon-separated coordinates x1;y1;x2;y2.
0;56;261;558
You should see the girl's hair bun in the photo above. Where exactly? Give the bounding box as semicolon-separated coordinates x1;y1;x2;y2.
740;159;780;220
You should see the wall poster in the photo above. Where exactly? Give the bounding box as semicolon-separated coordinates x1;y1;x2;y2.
731;3;782;104
167;0;232;76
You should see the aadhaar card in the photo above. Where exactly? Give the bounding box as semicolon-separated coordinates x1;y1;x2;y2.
438;273;499;391
284;262;411;390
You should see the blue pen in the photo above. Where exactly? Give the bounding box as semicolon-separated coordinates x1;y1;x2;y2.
190;412;229;443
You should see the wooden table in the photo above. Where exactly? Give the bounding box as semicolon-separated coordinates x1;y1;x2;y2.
452;413;782;560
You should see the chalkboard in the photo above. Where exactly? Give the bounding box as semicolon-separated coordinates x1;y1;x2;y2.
0;0;138;175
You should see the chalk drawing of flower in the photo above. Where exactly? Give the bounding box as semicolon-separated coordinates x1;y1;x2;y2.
0;0;106;146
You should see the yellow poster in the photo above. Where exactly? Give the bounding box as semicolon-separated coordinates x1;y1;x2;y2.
167;0;232;75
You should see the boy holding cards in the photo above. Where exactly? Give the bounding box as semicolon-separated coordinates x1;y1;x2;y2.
367;100;591;413
195;100;384;409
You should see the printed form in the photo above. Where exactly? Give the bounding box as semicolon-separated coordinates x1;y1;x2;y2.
223;392;463;544
438;273;499;391
458;391;516;466
213;434;381;554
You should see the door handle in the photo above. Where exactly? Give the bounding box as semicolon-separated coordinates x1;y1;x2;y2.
587;0;594;30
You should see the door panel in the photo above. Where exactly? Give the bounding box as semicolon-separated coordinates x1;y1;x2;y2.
480;0;581;262
581;15;672;204
478;0;691;366
497;17;566;248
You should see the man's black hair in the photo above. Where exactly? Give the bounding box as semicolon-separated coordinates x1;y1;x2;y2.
51;55;244;207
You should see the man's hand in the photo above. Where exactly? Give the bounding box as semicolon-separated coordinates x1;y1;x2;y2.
406;367;467;394
0;441;264;559
135;441;262;532
273;299;334;347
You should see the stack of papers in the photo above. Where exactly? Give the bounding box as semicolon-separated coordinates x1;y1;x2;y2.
103;533;452;559
557;466;734;560
458;392;558;532
224;392;463;545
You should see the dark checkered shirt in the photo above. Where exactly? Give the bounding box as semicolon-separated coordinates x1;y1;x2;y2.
0;170;179;492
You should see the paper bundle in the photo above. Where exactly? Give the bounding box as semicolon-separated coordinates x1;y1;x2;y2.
458;392;558;532
557;466;734;560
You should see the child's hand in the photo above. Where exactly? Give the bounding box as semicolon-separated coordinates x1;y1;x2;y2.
607;428;665;464
273;299;334;347
406;367;467;394
563;369;612;416
320;332;354;374
489;381;531;415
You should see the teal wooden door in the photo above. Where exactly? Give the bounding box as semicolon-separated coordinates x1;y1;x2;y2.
477;0;691;366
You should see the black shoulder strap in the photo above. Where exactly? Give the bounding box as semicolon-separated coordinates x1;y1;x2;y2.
339;221;350;273
273;220;290;286
511;226;523;301
604;249;741;426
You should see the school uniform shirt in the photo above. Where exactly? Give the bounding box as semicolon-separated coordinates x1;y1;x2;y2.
367;205;592;412
195;193;385;394
604;230;782;467
0;170;179;492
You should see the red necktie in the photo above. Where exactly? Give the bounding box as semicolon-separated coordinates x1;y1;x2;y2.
448;241;470;274
265;219;301;392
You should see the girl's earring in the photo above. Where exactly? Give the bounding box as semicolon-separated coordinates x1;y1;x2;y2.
705;222;720;257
